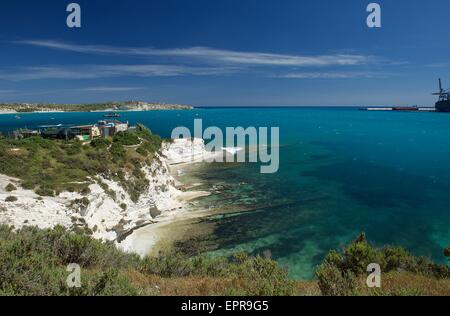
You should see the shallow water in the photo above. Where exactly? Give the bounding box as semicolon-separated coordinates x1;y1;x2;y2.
2;107;450;279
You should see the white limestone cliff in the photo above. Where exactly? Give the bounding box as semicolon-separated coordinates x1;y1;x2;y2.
0;138;209;252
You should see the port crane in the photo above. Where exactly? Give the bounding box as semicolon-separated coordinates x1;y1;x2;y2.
433;79;450;112
433;79;450;101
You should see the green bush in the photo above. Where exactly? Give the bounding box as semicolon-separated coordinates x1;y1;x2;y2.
139;251;295;296
0;225;294;296
383;246;418;272
5;183;17;192
109;142;126;161
0;125;162;201
113;131;140;146
342;236;386;275
5;196;18;202
36;187;55;197
315;233;450;296
135;124;153;140
136;145;149;157
0;225;141;295
316;262;356;296
80;186;91;195
90;137;111;149
65;141;83;156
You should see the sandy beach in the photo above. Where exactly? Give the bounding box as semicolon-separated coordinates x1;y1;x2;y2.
118;159;217;257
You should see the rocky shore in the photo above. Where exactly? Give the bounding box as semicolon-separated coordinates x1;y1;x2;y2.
0;138;211;254
0;101;192;114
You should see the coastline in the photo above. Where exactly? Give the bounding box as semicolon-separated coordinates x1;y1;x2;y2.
0;109;192;115
0;101;193;115
0;137;222;257
118;150;220;257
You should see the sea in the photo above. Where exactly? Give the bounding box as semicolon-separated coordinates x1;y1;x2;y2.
1;107;450;279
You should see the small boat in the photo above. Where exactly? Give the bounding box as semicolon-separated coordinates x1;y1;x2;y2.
14;115;21;119
103;112;121;118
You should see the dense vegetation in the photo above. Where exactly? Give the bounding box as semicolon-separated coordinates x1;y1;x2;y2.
0;225;294;296
316;233;450;296
0;226;448;296
0;124;162;201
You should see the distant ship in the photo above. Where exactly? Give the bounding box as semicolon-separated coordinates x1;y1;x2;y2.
103;112;121;118
433;79;450;112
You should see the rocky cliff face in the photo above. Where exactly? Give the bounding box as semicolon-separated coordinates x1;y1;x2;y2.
0;138;208;249
120;101;192;111
162;138;213;164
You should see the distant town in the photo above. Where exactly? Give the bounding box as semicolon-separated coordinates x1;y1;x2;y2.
0;101;193;113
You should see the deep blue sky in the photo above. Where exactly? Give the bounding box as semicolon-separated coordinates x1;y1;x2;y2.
0;0;449;106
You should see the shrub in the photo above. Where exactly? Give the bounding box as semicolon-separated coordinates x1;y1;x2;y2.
66;141;83;155
136;145;148;157
383;246;418;272
5;183;17;192
5;196;18;202
21;181;35;190
315;233;450;296
138;252;295;296
227;254;295;296
135;124;153;140
109;143;126;161
80;186;91;195
113;131;140;146
71;197;90;211
341;234;386;275
36;187;55;197
316;263;357;296
0;225;141;295
0;125;163;202
90;137;111;149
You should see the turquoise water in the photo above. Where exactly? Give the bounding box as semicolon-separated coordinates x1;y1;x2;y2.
1;107;450;278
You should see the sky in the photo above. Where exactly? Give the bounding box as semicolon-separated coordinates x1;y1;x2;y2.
0;0;450;106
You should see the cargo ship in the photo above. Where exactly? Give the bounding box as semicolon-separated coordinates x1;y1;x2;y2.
361;79;450;112
433;79;450;112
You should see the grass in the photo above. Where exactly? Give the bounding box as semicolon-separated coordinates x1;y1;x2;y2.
0;124;162;201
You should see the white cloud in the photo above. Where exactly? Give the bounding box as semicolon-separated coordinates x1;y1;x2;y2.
274;72;375;79
15;40;373;67
80;86;145;92
0;64;237;81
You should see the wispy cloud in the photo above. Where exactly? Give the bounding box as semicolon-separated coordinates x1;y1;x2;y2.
274;72;377;79
0;64;237;81
0;89;16;94
0;86;146;99
2;40;393;83
15;40;374;67
80;86;145;92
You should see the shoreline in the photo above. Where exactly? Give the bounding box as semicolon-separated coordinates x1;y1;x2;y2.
0;109;193;115
118;160;217;257
0;137;218;256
